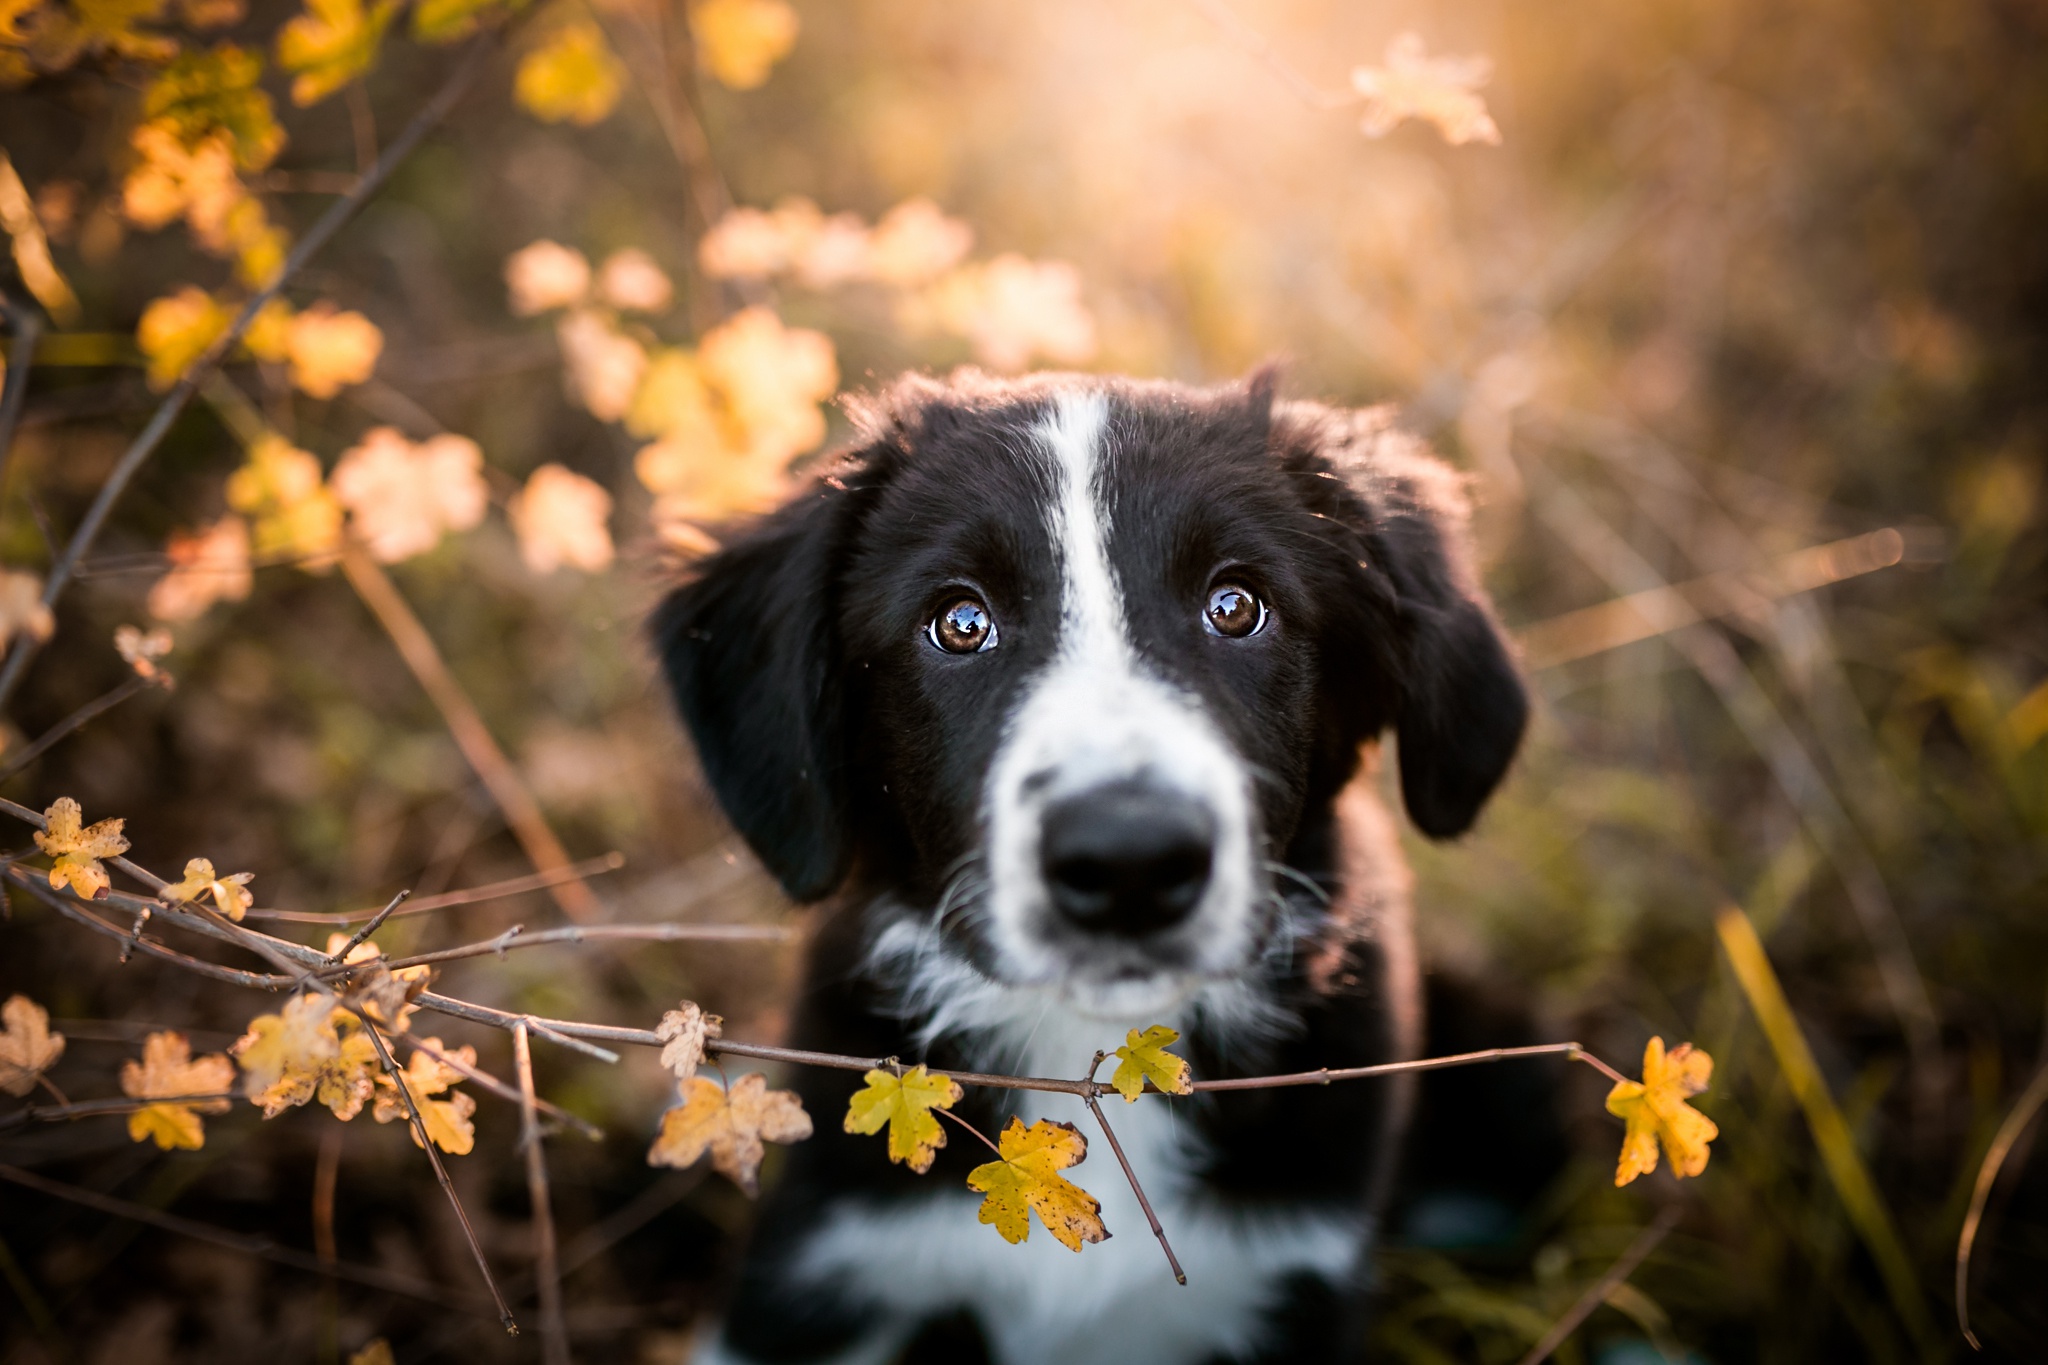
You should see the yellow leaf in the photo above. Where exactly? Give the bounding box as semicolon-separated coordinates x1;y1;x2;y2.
918;255;1096;373
596;248;673;313
330;427;488;563
146;514;252;622
1108;1024;1192;1102
509;463;614;574
33;0;176;66
689;0;796;91
160;855;254;921
0;994;65;1097
233;992;341;1116
696;305;836;462
284;301;382;398
178;0;245;28
504;239;590;316
556;308;647;421
136;284;229;389
225;434;343;568
866;197;972;287
648;1072;812;1196
965;1117;1108;1251
0;150;79;323
513;20;623;127
33;796;128;900
122;123;247;257
1605;1036;1718;1186
242;296;293;361
277;0;396;107
142;43;285;171
655;1000;722;1082
121;1031;235;1150
372;1039;476;1153
1349;32;1501;147
411;0;514;44
346;1341;394;1365
626;346;714;441
843;1066;962;1175
224;195;288;287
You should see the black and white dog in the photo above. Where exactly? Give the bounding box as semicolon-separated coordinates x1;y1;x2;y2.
656;370;1528;1365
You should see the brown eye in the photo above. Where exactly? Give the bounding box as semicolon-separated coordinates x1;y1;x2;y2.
929;595;998;654
1204;582;1266;638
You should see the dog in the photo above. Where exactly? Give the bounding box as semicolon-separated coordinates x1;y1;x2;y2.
655;368;1528;1365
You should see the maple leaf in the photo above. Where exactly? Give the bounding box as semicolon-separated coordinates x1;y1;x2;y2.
34;796;129;900
844;1066;963;1174
1350;32;1501;147
142;44;285;172
655;1001;723;1082
697;305;837;462
514;19;623;127
284;301;382;398
0;994;65;1097
1605;1037;1719;1186
113;623;175;681
121;1031;235;1150
1108;1024;1193;1102
136;285;230;389
916;255;1097;373
233;992;342;1116
372;1038;477;1154
147;514;252;622
330;427;488;563
648;1073;812;1196
505;240;590;315
866;198;973;287
25;0;176;68
597;248;673;313
689;0;797;91
160;856;254;921
509;463;614;574
225;435;343;567
277;0;396;107
556;308;647;422
0;568;55;650
966;1117;1109;1251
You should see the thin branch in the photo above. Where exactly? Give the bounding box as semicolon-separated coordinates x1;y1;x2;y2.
330;889;410;960
8;868;293;988
404;1033;603;1142
514;1022;572;1365
0;299;41;492
1956;1058;2048;1350
320;920;793;977
0;1162;496;1315
1514;1206;1683;1365
340;541;601;921
0;674;160;783
0;1092;239;1133
931;1102;1005;1158
245;852;626;923
1083;1051;1185;1284
1189;1042;1621;1091
360;1021;518;1334
0;32;499;715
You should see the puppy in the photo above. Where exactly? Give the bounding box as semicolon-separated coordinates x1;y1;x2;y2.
655;370;1528;1365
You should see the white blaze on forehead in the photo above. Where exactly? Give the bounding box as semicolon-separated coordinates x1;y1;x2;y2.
972;389;1261;1011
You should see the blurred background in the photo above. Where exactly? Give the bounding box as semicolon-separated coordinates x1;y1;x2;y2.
2;0;2046;1361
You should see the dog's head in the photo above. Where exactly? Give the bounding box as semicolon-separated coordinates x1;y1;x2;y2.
655;371;1525;1021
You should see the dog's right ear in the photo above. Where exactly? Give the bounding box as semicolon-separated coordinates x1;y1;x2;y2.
652;478;867;902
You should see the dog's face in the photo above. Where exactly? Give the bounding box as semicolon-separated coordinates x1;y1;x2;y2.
657;372;1526;1020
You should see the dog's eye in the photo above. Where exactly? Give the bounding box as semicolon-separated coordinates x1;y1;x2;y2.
1204;582;1266;638
929;595;998;654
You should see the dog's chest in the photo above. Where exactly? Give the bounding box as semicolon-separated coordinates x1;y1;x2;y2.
789;1017;1367;1365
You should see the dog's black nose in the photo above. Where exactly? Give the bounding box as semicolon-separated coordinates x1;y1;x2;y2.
1040;783;1215;935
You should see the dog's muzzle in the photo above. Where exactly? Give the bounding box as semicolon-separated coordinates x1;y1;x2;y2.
1039;779;1217;938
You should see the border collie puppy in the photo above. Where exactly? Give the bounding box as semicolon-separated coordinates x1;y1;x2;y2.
656;370;1528;1365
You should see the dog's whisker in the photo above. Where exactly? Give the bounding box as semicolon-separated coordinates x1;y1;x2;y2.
1263;859;1333;905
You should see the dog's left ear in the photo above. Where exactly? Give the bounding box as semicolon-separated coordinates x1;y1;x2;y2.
1274;398;1530;838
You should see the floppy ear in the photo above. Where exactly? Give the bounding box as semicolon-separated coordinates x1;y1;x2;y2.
1277;400;1529;838
652;479;866;901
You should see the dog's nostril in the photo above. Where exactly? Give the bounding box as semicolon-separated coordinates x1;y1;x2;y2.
1039;783;1215;936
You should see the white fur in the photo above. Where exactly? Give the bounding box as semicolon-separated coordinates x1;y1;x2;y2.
981;391;1263;1014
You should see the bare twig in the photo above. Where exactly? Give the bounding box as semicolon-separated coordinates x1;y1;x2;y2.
404;1033;603;1142
1513;1205;1683;1365
330;889;411;961
245;852;626;923
0;673;160;783
0;33;498;715
1190;1042;1624;1091
1956;1058;2048;1350
0;298;40;491
514;1022;572;1365
320;920;793;977
0;1162;495;1314
0;1092;239;1132
1084;1050;1185;1284
360;1021;518;1333
340;541;601;922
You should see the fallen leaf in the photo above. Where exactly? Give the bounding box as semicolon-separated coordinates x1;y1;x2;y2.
965;1117;1108;1251
1606;1036;1718;1186
372;1038;477;1154
0;569;54;650
647;1072;811;1196
160;856;254;921
509;463;614;574
655;1000;722;1083
330;427;488;563
277;0;396;106
147;514;252;622
505;239;590;315
844;1065;962;1174
1350;32;1500;147
1108;1024;1193;1102
34;796;129;900
285;301;382;398
121;1031;235;1150
596;247;673;313
0;994;65;1096
689;0;797;91
514;19;623;126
